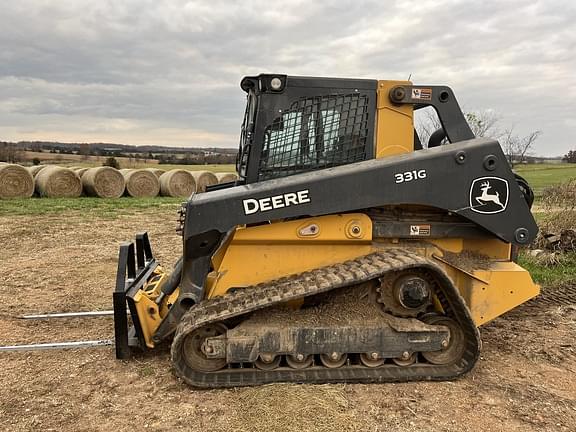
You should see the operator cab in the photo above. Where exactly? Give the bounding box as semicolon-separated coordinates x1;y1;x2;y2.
236;74;378;184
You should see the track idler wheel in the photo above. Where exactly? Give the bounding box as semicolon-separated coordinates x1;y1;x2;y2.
420;315;465;365
181;323;227;372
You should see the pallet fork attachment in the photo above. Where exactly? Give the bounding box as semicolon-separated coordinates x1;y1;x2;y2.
113;232;158;359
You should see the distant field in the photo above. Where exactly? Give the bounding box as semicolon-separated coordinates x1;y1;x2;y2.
514;163;576;196
20;151;236;173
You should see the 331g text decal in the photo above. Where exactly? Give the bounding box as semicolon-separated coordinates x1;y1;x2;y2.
394;169;427;184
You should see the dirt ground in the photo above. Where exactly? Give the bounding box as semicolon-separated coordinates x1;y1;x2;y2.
0;207;574;432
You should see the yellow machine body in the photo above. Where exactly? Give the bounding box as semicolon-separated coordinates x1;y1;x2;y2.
134;212;538;348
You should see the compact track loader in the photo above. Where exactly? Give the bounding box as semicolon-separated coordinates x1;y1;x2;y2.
114;74;539;388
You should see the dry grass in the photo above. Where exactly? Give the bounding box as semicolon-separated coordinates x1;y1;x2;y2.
0;208;575;431
533;179;576;254
226;385;358;432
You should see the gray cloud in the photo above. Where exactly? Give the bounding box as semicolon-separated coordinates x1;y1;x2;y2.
0;0;574;155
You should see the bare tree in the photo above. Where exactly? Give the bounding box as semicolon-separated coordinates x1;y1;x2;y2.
414;107;441;146
415;109;540;167
415;108;501;146
501;128;542;167
0;142;22;163
78;143;90;161
464;111;501;138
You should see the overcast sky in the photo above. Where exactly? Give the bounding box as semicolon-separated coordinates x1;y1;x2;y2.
0;0;574;156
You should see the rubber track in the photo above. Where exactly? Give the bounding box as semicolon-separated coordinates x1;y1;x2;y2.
171;249;481;388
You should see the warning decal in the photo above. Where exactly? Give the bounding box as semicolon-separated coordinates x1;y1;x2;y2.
410;224;431;236
411;88;432;100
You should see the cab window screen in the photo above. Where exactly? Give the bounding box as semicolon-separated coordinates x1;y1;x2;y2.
259;93;369;180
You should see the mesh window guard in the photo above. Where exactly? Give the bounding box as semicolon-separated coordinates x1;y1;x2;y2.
259;93;370;181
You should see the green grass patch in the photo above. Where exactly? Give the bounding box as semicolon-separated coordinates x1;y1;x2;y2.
514;163;576;196
518;251;576;285
0;197;183;218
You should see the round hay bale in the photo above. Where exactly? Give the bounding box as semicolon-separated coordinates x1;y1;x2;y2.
122;169;160;198
0;164;34;199
146;168;166;178
82;167;126;198
74;167;89;178
215;172;239;184
28;165;47;177
190;170;218;193
35;166;82;198
159;170;196;197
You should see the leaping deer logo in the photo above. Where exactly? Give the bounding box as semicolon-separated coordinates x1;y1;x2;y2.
476;181;505;209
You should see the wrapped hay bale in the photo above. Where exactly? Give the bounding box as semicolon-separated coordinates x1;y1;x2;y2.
74;167;89;178
190;170;218;193
82;167;126;198
35;166;82;198
122;169;160;198
28;165;47;177
0;163;34;199
146;168;166;178
215;172;239;184
159;170;196;197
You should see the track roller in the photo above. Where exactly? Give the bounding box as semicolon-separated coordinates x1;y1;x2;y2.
286;354;314;369
320;352;347;368
254;353;281;370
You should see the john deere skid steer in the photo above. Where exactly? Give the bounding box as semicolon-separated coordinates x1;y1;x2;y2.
114;74;539;388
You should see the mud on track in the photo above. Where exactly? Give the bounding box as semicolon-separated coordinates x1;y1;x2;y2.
0;207;574;432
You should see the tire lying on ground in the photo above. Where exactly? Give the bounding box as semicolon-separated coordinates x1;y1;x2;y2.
122;169;160;198
0;163;35;199
82;167;126;198
215;172;239;184
35;166;83;198
28;165;47;177
190;170;218;193
146;168;166;178
159;169;196;197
